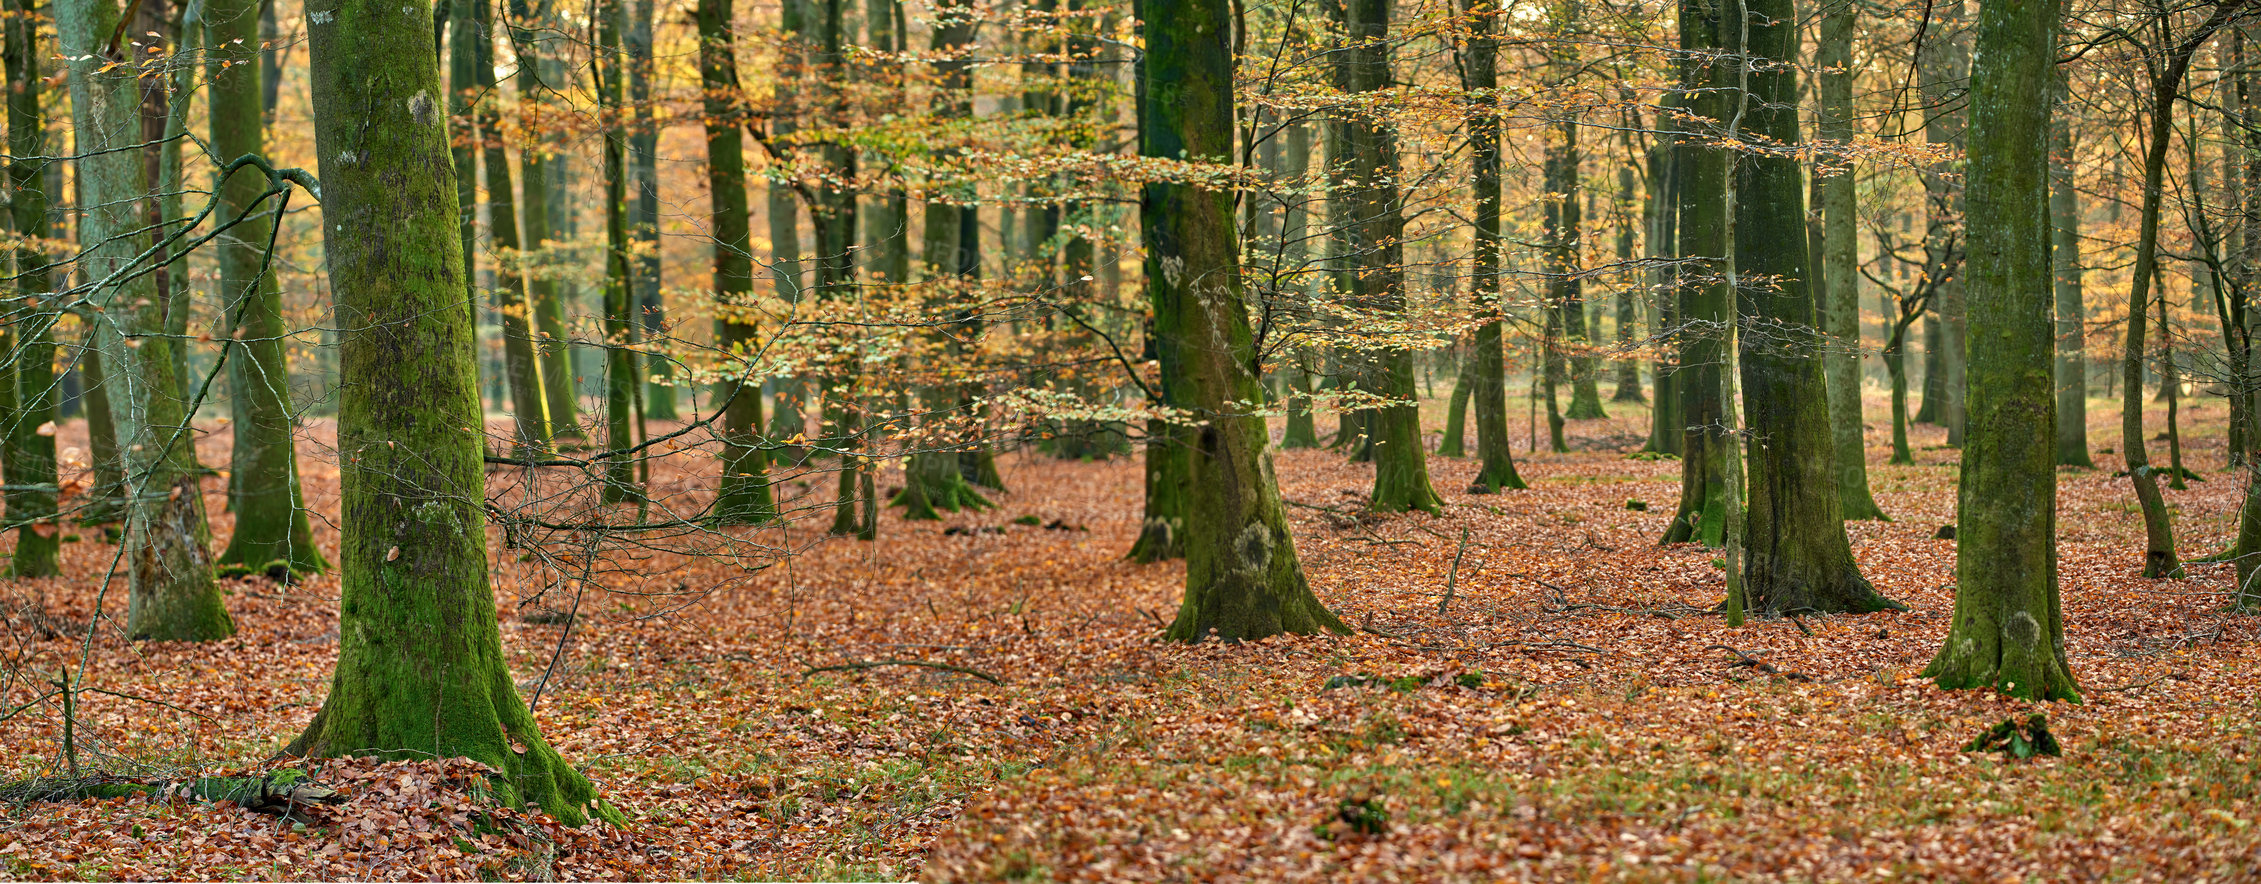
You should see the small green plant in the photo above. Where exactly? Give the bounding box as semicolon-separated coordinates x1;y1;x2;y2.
1011;514;1042;526
1965;713;2061;759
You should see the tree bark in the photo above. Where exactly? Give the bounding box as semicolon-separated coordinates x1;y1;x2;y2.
1817;0;1886;520
1663;0;1729;548
473;0;551;454
4;0;59;577
60;0;234;640
1461;0;1525;492
1730;0;1898;614
1925;0;2077;701
1142;0;1344;640
1341;0;1440;514
289;0;614;823
696;0;775;524
628;0;673;420
211;0;330;573
2050;65;2093;468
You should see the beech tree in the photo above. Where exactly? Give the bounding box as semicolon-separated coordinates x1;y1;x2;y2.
288;0;614;824
210;0;328;575
1728;0;1899;614
60;0;234;641
4;0;59;579
1926;0;2077;701
1141;0;1345;640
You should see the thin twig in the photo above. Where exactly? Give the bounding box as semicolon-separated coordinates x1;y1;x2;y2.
801;659;1004;685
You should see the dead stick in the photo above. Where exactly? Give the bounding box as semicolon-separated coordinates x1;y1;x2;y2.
802;659;1004;685
1438;525;1471;614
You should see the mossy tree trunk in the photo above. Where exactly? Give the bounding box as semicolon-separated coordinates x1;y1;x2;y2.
1141;0;1343;640
1730;0;1899;614
1460;0;1524;492
4;1;59;578
1816;0;1886;521
1341;0;1439;515
1662;0;1728;548
2049;65;2093;469
810;0;872;539
696;0;775;524
1612;154;1646;404
764;0;807;450
59;0;234;641
290;0;613;824
1437;357;1470;457
210;0;329;574
1924;0;2078;701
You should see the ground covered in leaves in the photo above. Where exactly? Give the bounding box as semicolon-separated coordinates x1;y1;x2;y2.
4;390;2261;881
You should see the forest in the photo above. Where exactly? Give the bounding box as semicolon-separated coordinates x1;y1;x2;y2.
0;0;2256;874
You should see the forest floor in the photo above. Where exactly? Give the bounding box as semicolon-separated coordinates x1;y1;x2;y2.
2;386;2260;881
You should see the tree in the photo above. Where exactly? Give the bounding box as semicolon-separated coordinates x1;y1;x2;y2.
1460;0;1525;493
1730;0;1899;614
628;0;675;420
1141;0;1345;640
696;0;774;525
1663;0;1732;549
1913;0;1968;439
514;0;584;445
2115;1;2253;579
59;0;234;641
1341;0;1442;515
2050;65;2093;469
473;0;551;454
288;0;615;825
1816;0;1887;521
4;0;59;578
597;0;642;503
212;0;329;575
1924;0;2077;701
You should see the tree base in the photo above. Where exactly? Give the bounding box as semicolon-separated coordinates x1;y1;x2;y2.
1128;517;1183;563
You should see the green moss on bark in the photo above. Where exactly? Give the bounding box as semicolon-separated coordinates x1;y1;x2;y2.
296;0;607;825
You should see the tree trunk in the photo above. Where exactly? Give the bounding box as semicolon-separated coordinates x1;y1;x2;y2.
696;0;774;524
2116;3;2243;579
1817;0;1886;521
1916;0;1968;441
514;0;582;444
60;0;234;641
1549;76;1606;422
212;0;330;573
1642;95;1682;456
1662;0;1728;548
1142;0;1343;640
1730;0;1898;614
765;0;807;450
4;0;59;577
597;0;641;503
628;0;673;420
1438;357;1471;457
1924;0;2077;701
1462;0;1524;492
2050;65;2093;468
1613;154;1645;403
289;0;614;823
473;0;551;454
1343;0;1440;515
